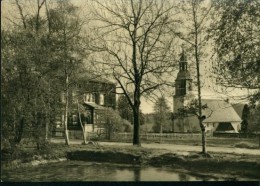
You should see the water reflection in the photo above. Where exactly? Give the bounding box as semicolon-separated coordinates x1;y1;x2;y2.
178;173;188;181
0;161;249;182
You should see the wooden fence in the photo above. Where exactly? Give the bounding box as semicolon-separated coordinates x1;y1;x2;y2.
114;132;212;140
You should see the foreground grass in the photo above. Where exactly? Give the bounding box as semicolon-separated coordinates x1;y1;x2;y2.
2;142;260;180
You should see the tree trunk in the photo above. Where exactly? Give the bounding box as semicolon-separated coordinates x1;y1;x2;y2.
77;101;87;145
197;70;206;154
45;110;49;141
171;116;175;133
107;121;112;140
45;80;51;141
193;6;206;154
160;117;162;143
34;98;41;150
64;74;70;145
258;134;260;149
133;106;141;146
201;122;206;154
14;117;24;146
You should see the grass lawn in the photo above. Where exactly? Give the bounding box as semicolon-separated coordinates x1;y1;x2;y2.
101;134;260;149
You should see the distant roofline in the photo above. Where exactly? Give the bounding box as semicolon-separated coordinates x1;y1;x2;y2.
77;74;116;85
89;78;115;85
203;119;242;123
201;98;228;101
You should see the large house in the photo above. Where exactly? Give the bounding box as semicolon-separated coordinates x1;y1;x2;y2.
53;75;116;138
173;51;242;134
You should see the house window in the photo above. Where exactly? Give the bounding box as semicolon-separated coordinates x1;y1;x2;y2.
72;91;77;103
72;115;77;125
61;114;65;126
100;94;104;105
84;93;95;103
61;93;66;103
85;110;92;124
83;94;87;102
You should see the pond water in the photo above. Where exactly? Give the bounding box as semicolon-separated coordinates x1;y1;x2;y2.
0;161;242;182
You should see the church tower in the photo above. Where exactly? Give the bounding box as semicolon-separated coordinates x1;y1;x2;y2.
173;50;193;113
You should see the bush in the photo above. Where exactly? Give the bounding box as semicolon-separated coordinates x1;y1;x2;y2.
122;119;133;132
140;124;152;133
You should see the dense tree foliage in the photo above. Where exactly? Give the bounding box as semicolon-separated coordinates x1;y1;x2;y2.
1;6;54;149
117;95;134;125
153;97;171;133
1;0;88;148
248;105;260;133
117;94;145;126
97;108;131;140
241;104;250;133
47;1;87;145
211;0;260;103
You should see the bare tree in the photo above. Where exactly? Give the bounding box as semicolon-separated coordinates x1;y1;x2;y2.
171;0;214;154
90;0;178;146
77;100;87;144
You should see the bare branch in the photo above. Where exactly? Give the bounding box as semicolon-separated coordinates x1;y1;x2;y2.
15;0;27;29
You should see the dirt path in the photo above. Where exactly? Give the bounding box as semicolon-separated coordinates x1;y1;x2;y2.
100;141;260;156
50;138;260;156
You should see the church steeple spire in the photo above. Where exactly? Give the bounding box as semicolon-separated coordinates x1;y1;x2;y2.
174;50;192;97
179;49;188;71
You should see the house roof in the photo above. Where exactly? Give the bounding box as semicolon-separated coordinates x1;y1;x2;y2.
202;99;242;123
84;102;105;110
77;73;115;85
176;71;192;80
191;90;229;100
232;103;245;118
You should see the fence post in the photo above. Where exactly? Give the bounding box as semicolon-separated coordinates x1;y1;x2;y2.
258;134;260;149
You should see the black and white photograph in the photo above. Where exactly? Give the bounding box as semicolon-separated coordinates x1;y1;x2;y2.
1;0;260;183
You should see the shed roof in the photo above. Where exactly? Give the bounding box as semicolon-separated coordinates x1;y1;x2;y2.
202;99;242;123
